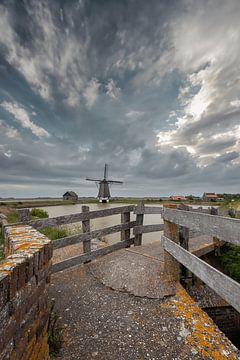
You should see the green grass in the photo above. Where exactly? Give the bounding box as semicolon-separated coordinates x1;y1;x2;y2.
220;244;240;283
48;301;63;359
6;208;49;224
39;227;68;240
39;223;82;240
6;210;18;223
30;208;49;218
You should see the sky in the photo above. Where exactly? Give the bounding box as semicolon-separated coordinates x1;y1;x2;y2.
0;0;240;198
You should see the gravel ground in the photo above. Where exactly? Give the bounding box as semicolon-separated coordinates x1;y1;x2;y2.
49;248;240;360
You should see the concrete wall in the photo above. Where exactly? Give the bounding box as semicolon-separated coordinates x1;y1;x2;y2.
0;225;52;360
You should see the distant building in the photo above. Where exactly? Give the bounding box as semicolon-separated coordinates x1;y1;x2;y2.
202;192;218;201
63;191;78;201
170;195;187;201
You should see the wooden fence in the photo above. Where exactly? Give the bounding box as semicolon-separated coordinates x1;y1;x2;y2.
13;204;163;273
162;205;240;313
9;203;240;313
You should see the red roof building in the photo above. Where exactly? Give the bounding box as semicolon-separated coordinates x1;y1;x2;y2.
202;192;218;201
170;195;187;201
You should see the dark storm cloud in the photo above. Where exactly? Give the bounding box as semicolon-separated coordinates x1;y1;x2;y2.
0;0;240;197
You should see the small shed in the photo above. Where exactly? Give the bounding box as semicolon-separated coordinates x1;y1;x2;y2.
63;191;78;201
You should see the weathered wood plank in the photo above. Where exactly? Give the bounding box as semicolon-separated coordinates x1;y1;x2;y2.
163;204;180;281
134;203;144;246
133;224;164;235
52;238;134;273
82;206;91;260
134;206;163;215
192;240;225;258
9;205;135;229
178;205;190;283
163;208;240;245
18;208;30;222
162;235;240;313
121;211;130;242
53;234;84;249
53;221;136;249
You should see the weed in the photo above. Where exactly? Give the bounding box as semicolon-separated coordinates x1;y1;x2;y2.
40;227;68;240
7;210;18;223
30;208;49;219
48;301;63;359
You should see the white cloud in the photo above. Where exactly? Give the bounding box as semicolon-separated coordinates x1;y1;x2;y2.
230;99;240;108
4;150;12;158
157;0;240;163
126;110;146;120
1;101;50;138
106;79;120;99
0;2;89;106
83;78;100;108
0;120;19;138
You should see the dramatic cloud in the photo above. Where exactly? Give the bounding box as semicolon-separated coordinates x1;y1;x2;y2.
157;0;240;164
0;0;239;197
0;1;89;105
1;101;50;138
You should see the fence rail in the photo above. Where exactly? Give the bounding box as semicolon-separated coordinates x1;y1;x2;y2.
53;221;137;249
163;208;240;245
162;235;240;312
133;224;164;235
162;205;240;313
18;205;136;230
134;206;163;215
52;237;134;273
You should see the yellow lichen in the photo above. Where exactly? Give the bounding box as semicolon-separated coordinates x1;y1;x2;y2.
161;284;237;360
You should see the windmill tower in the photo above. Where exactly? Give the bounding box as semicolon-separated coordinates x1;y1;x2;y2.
86;164;123;203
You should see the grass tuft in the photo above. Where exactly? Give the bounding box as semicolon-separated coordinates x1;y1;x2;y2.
30;208;49;218
48;301;63;359
40;227;68;240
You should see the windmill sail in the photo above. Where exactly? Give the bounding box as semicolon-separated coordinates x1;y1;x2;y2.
104;164;108;180
86;164;123;203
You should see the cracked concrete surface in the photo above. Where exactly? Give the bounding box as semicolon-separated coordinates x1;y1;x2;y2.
50;245;240;360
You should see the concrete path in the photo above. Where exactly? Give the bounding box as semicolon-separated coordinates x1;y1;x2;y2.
49;245;240;360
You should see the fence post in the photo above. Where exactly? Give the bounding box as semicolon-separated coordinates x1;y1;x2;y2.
177;203;191;286
82;206;91;263
121;210;131;247
163;204;180;281
134;202;144;246
18;208;30;223
210;207;221;256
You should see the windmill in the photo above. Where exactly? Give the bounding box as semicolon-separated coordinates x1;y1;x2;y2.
86;164;123;203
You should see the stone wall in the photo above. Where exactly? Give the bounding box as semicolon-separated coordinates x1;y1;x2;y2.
0;225;53;360
204;306;240;345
